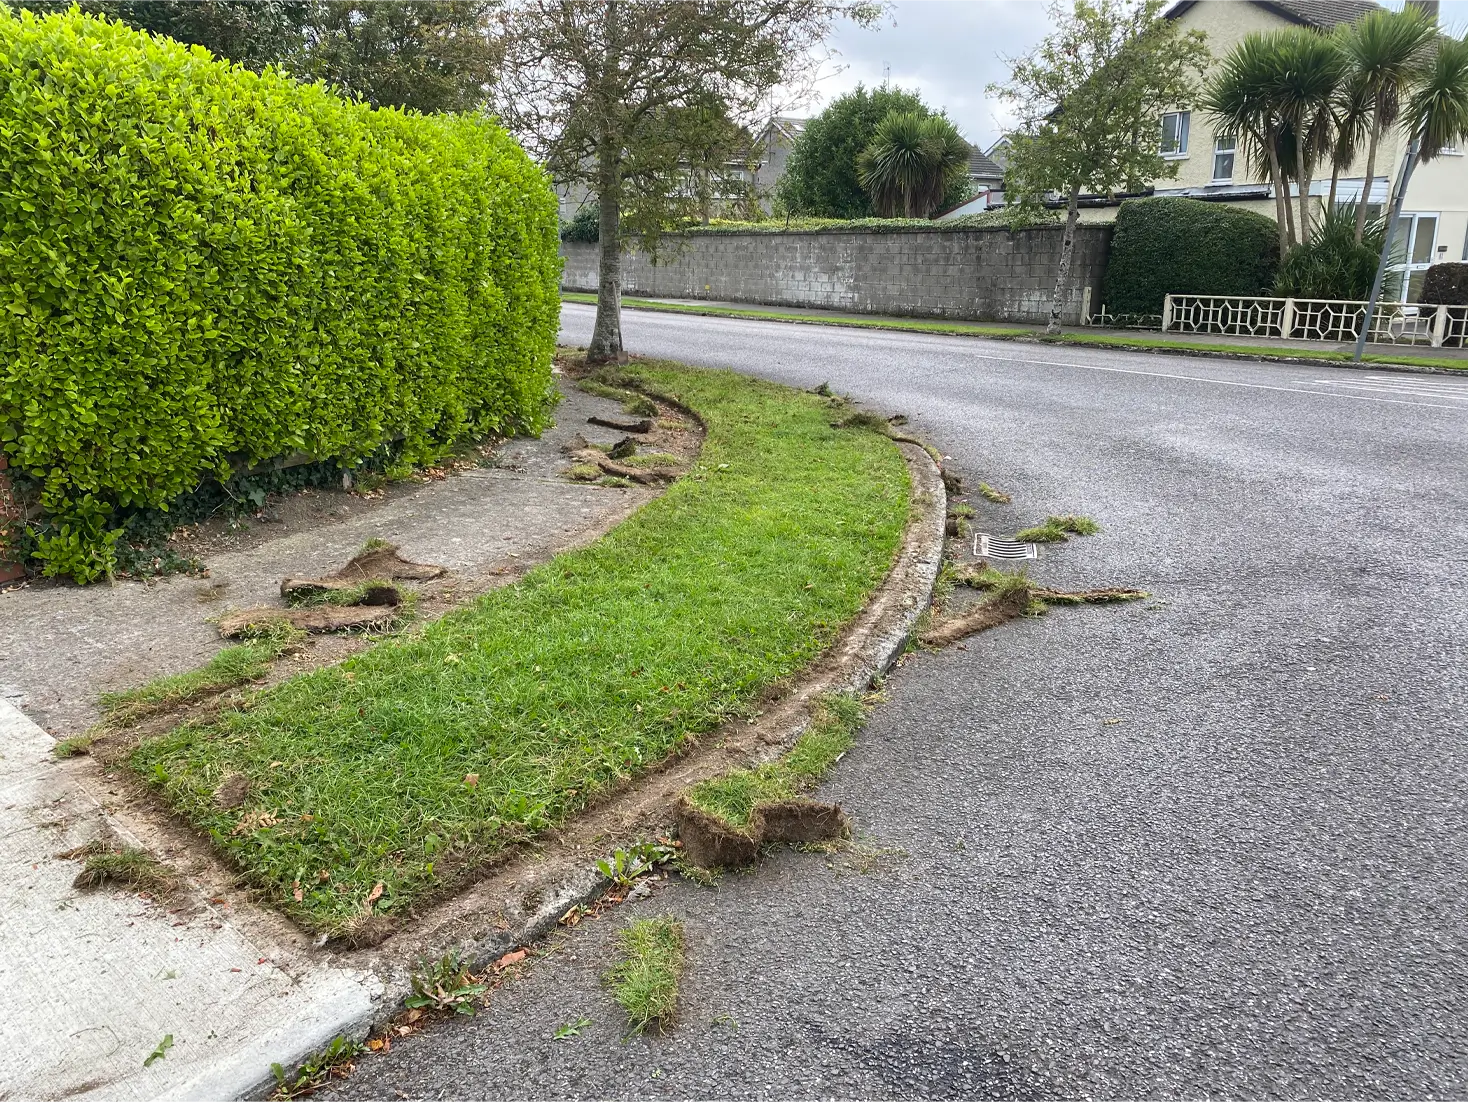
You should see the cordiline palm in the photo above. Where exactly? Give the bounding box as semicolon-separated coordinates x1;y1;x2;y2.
857;111;969;218
1326;66;1373;211
1339;5;1436;242
1270;27;1345;247
1204;32;1293;252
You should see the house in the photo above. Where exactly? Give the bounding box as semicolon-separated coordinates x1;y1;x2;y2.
933;143;1010;218
1069;0;1466;300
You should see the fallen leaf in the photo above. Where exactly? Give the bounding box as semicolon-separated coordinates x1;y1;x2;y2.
494;948;527;971
403;1008;423;1024
293;881;303;902
559;906;582;927
365;881;385;908
463;773;479;787
299;813;314;822
366;1038;386;1052
318;869;331;882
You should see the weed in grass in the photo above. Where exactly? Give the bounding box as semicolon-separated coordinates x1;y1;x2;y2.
685;693;864;831
977;483;1012;504
71;842;176;894
53;735;93;759
405;950;487;1017
270;1035;364;1099
1015;514;1100;543
604;916;685;1037
130;361;908;933
144;1034;173;1067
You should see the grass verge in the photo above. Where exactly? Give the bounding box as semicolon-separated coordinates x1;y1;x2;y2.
604;916;685;1036
685;694;864;830
130;360;909;934
562;292;1468;373
100;624;305;725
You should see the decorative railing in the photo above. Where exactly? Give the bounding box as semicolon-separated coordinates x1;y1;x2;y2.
1160;294;1468;347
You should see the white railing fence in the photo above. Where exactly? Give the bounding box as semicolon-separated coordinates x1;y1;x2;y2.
1159;294;1468;348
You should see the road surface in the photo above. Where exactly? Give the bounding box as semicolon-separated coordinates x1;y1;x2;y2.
329;305;1468;1099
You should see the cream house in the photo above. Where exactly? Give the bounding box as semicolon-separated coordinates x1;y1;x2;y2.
1075;0;1468;301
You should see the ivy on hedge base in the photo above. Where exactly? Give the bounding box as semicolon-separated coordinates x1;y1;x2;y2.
0;8;561;583
1101;197;1280;318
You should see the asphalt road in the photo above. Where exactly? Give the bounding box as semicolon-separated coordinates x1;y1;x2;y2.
330;306;1468;1100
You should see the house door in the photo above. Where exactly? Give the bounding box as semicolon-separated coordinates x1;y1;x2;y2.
1391;213;1438;302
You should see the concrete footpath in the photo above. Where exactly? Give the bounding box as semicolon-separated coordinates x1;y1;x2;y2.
0;382;656;1100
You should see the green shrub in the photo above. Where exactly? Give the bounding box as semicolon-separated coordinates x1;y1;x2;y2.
0;9;561;582
1274;206;1392;301
1422;262;1468;306
1102;197;1280;317
561;204;600;243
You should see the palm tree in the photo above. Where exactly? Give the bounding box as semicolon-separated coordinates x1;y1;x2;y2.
1326;67;1373;212
1338;6;1436;243
1269;28;1345;247
1355;32;1468;358
857;111;970;219
1204;32;1294;254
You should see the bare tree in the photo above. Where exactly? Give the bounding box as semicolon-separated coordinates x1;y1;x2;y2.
497;0;878;363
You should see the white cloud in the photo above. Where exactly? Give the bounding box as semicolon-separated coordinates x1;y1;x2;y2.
785;0;1468;151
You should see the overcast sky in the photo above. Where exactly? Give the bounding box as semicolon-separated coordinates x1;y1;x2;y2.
795;0;1468;152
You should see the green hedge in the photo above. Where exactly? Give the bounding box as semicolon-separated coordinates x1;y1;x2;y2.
1102;197;1280;317
1423;263;1468;306
0;9;561;582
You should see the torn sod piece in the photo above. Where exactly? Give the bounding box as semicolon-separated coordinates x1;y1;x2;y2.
604;916;685;1036
677;694;863;869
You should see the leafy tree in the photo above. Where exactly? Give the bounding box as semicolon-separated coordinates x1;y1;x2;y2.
295;1;500;114
777;84;957;218
991;0;1208;334
10;1;306;69
857;110;969;218
496;0;879;364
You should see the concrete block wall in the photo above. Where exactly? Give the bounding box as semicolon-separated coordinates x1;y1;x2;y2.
560;225;1112;326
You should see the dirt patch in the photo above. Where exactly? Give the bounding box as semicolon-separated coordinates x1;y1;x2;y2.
920;586;1032;647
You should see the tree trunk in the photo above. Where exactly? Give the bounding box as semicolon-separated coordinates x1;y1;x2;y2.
1296;143;1313;248
1046;182;1082;337
1327;158;1341;214
1355;112;1382;244
1266;137;1292;253
587;153;625;365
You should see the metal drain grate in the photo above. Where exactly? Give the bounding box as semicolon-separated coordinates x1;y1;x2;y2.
975;533;1038;560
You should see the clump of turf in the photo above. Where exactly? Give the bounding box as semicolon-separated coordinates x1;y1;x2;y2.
977;483;1011;504
70;842;177;894
101;623;305;725
1015;515;1100;543
53;735;94;759
564;463;601;482
604;916;685;1036
685;694;864;830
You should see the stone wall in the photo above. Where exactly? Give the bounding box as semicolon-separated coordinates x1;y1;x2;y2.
560;224;1112;326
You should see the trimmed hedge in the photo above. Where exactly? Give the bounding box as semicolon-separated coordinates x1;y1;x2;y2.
0;9;561;582
1102;197;1280;317
1422;263;1468;306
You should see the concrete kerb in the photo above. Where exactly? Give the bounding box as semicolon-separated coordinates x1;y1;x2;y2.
583;296;1467;378
0;411;945;1101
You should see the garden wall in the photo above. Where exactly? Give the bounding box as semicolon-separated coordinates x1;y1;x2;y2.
561;225;1113;325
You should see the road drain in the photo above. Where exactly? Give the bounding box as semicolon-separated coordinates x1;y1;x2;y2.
975;533;1038;560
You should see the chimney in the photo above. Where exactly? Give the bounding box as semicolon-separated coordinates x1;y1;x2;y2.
1406;0;1439;22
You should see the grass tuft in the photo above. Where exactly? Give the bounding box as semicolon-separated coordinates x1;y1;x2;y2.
604;916;685;1036
564;463;602;482
53;735;94;759
618;452;681;469
130;362;908;933
685;693;864;830
1015;514;1100;543
71;842;177;894
101;623;305;725
977;483;1012;504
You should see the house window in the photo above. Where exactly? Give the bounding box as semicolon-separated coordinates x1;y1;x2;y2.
1212;133;1235;181
1161;111;1190;156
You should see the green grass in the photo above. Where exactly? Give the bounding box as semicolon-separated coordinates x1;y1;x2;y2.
1015;514;1100;543
562;293;1468;372
72;843;176;893
685;693;864;830
101;624;305;725
130;362;909;933
603;916;685;1036
977;483;1011;504
53;735;94;759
